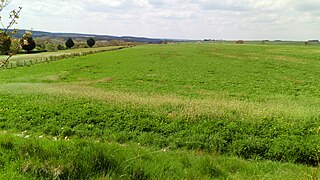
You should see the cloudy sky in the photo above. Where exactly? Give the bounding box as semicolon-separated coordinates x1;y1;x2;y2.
3;0;320;40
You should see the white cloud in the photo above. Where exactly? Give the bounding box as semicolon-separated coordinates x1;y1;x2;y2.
294;0;320;12
2;0;320;40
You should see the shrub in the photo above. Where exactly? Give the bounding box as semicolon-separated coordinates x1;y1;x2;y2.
87;38;95;48
57;44;66;50
35;44;46;51
235;40;244;44
20;31;36;52
45;43;58;52
0;32;12;55
65;38;74;49
73;42;86;49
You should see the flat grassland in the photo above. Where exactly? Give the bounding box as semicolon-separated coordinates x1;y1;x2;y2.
0;43;320;179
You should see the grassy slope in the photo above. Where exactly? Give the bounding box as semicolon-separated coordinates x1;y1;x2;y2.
1;43;320;178
2;44;320;122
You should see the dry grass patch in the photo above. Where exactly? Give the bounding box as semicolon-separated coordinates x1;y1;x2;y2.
273;55;305;63
40;75;61;82
0;82;317;123
75;77;113;85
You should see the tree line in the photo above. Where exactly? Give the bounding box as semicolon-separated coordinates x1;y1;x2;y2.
0;0;96;56
10;31;97;53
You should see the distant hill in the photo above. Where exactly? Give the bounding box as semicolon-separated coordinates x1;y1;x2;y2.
12;30;171;43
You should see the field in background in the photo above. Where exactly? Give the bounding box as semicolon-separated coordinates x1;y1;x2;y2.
0;46;127;69
1;43;320;178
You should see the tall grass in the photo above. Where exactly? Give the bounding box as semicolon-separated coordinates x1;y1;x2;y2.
0;92;320;166
0;46;127;69
0;134;316;179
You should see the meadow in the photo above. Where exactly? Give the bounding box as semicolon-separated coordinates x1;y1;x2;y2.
0;46;126;68
1;43;320;179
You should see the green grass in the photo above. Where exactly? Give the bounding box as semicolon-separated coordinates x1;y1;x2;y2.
0;46;126;69
3;46;125;62
1;43;320;178
0;134;317;179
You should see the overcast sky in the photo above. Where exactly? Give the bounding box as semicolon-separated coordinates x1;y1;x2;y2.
4;0;320;40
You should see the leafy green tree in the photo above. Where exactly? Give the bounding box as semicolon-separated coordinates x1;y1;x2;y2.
65;38;74;49
87;38;95;47
20;31;36;52
0;0;22;67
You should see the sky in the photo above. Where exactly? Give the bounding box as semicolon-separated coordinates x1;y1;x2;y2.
3;0;320;40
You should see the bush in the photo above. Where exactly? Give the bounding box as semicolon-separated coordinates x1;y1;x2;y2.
73;42;86;49
20;31;36;52
87;38;95;48
65;38;74;49
57;44;66;50
235;40;244;44
35;44;46;52
45;43;58;52
0;32;12;55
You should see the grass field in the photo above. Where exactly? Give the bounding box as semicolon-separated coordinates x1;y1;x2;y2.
1;43;320;178
0;46;126;68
